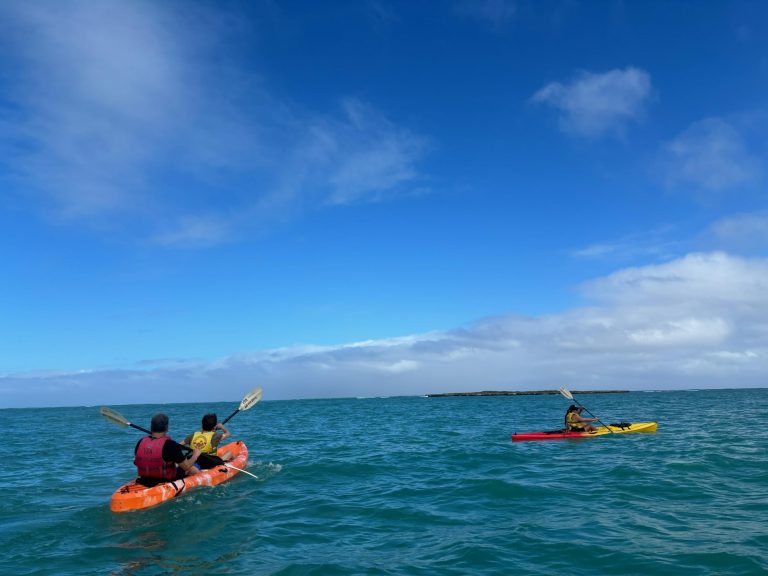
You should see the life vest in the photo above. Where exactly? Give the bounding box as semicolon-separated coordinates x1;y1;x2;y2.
566;411;584;431
190;430;216;454
134;436;177;480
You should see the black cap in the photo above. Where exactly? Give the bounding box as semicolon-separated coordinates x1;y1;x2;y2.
150;413;169;433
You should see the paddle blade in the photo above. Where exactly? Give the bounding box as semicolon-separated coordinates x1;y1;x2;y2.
558;387;574;400
238;387;262;411
100;406;129;428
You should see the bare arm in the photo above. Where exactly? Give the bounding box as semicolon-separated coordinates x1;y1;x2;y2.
178;448;202;474
216;423;231;441
576;414;597;423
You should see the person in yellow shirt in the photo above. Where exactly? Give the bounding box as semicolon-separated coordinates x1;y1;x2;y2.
564;405;597;433
182;413;233;469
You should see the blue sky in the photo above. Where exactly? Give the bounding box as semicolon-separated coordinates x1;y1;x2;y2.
1;0;767;407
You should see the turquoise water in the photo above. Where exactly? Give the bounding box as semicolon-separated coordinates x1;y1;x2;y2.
1;388;767;575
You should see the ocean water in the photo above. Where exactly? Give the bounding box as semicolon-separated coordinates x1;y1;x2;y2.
1;388;767;575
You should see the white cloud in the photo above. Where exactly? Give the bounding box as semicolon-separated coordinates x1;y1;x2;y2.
0;1;427;245
5;251;768;407
582;252;768;308
625;318;730;347
531;67;652;138
662;117;761;193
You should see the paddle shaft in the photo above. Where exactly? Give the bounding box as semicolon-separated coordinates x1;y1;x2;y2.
128;422;152;435
221;408;240;425
118;416;195;454
103;386;261;457
126;405;248;451
224;463;258;480
570;397;614;433
134;399;254;450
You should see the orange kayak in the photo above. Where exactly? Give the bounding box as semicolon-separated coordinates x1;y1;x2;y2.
110;441;248;512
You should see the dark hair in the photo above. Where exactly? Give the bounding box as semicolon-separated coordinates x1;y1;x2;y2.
150;413;169;433
202;413;217;431
567;405;578;413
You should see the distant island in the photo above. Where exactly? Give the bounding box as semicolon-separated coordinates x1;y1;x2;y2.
426;390;629;397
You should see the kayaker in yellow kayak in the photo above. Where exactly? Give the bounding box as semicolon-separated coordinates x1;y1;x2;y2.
182;413;234;469
565;405;597;433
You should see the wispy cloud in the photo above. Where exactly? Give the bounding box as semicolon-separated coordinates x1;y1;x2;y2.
455;0;516;27
0;0;197;217
661;117;761;193
152;215;233;248
5;251;768;407
531;67;652;138
285;99;428;207
572;225;682;262
706;211;768;253
0;1;428;246
574;213;768;264
364;0;398;25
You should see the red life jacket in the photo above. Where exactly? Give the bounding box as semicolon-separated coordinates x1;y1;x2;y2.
134;436;177;480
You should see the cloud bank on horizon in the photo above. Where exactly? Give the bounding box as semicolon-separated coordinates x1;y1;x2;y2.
3;252;768;407
1;1;767;407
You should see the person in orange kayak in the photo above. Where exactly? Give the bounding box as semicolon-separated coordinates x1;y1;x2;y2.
182;413;233;469
565;405;597;432
134;413;201;486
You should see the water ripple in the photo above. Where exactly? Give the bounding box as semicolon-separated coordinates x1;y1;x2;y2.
1;389;767;575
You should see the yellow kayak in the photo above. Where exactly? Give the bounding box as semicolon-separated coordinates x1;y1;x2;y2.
512;422;658;441
587;421;657;436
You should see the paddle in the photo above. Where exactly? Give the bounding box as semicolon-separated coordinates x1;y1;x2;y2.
558;386;614;434
221;386;263;425
101;387;263;436
100;406;153;435
187;386;262;458
101;405;200;455
100;386;263;474
223;463;259;480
